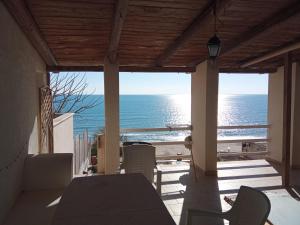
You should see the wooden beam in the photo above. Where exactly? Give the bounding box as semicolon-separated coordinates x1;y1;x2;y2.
282;53;292;187
47;65;276;73
189;1;300;68
46;65;196;73
241;39;300;68
221;1;300;57
121;66;195;73
155;0;232;66
3;0;57;66
219;68;276;74
47;66;103;72
107;0;128;63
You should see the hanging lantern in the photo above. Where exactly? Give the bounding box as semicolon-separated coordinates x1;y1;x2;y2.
207;2;221;59
207;34;221;59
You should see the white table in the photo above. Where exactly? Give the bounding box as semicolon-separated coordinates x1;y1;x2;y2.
52;174;175;225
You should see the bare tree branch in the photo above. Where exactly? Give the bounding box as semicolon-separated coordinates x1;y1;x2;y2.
50;72;102;115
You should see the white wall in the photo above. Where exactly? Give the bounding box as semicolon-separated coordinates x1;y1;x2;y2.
53;113;74;154
0;2;46;223
267;67;284;163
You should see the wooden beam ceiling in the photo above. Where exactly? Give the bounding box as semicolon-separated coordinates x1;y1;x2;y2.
46;65;274;74
155;0;232;67
3;0;57;66
241;38;300;68
189;0;300;67
219;68;276;74
46;65;196;73
106;0;128;63
221;0;300;57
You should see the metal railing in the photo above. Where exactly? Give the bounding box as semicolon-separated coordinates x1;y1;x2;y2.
217;124;270;144
120;124;270;160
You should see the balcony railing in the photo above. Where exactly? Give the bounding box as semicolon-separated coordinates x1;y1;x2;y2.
74;130;91;174
120;124;270;160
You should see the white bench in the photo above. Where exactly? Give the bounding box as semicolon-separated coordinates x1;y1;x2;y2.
3;153;73;225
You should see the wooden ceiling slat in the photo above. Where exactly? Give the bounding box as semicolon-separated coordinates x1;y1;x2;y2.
155;0;232;66
20;0;300;71
129;0;206;10
241;38;300;68
220;0;300;57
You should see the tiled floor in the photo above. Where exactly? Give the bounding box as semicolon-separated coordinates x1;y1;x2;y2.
158;159;300;225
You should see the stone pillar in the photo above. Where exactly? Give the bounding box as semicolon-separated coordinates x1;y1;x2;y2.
291;62;300;168
191;60;218;176
104;57;120;174
267;67;284;163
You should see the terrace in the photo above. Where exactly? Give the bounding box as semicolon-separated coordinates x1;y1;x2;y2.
1;0;300;225
158;159;300;225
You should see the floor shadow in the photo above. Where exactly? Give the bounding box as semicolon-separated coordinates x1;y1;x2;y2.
160;163;224;225
159;159;300;225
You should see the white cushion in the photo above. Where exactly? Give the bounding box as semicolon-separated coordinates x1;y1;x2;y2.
3;189;64;225
23;153;73;191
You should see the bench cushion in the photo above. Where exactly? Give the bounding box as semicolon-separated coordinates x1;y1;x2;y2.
3;189;64;225
23;153;73;191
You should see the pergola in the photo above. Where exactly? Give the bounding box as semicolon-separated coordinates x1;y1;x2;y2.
4;0;300;185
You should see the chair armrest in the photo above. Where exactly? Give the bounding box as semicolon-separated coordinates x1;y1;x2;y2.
187;208;228;225
23;153;73;191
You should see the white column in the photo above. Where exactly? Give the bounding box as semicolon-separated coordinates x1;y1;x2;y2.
104;57;120;174
268;62;300;168
191;60;218;176
267;67;284;163
291;62;300;168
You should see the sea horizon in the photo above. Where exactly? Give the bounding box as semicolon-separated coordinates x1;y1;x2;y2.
68;94;268;142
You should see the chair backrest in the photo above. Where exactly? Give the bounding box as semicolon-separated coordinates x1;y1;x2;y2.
228;186;271;225
122;144;156;183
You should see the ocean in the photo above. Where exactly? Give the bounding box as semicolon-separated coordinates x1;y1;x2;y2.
72;94;268;142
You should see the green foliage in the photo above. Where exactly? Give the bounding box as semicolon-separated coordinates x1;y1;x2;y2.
91;142;97;156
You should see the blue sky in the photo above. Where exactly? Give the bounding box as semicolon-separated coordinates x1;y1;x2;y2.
59;72;268;95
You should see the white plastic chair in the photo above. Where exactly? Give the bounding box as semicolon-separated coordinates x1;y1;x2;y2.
121;144;162;196
187;186;271;225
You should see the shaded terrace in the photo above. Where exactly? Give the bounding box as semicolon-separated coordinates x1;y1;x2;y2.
2;0;300;225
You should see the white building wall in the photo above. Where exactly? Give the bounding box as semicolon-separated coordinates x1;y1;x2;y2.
0;2;46;223
53;113;74;154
